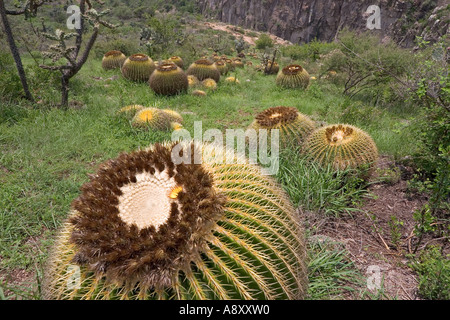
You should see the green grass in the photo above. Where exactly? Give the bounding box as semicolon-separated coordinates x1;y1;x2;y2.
0;52;422;299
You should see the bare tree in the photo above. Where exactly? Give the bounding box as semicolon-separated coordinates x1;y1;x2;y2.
40;1;115;108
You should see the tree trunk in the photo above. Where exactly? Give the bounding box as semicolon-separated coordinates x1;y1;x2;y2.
0;0;34;102
61;74;70;109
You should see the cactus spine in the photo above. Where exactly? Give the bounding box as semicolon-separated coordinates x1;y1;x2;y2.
42;142;307;300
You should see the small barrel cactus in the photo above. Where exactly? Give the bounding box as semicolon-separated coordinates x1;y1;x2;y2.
225;76;240;84
192;89;207;96
224;58;235;72
117;104;145;119
302;124;378;171
214;60;228;75
265;61;279;75
233;58;244;68
102;50;127;70
187;75;200;88
42;142;307;300
186;59;221;82
121;54;156;82
248;106;315;148
168;56;184;69
131;107;172;131
149;63;189;96
201;78;217;90
161;109;183;124
276;65;310;89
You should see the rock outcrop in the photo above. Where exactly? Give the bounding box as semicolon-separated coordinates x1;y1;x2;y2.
197;0;449;47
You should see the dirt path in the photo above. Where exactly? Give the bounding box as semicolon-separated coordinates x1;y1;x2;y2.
202;21;292;46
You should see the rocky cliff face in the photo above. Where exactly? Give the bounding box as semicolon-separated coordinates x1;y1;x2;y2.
196;0;449;47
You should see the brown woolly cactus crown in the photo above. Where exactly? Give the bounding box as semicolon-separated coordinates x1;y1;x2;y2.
66;143;225;291
129;53;149;62
255;106;299;128
282;64;304;75
249;106;315;148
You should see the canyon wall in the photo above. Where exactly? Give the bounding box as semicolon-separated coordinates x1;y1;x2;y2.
197;0;449;47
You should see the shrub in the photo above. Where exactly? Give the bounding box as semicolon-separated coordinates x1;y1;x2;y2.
281;38;337;62
321;29;411;102
411;245;450;300
255;34;274;50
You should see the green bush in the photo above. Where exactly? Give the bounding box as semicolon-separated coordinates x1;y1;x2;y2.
255;33;273;50
411;245;450;300
320;29;411;103
0;50;23;101
281;38;337;62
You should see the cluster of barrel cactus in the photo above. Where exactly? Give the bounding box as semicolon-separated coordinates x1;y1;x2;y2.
44;50;380;302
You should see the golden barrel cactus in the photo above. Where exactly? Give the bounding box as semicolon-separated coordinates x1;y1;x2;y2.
276;65;310;89
248;106;315;148
131;107;173;131
302;124;378;171
102;50;127;70
149;63;189;96
224;58;235;72
121;54;156;82
214;60;228;75
233;58;244;68
42;142;307;300
117;104;145;119
201;78;217;90
186;59;221;82
168;56;184;69
265;61;279;75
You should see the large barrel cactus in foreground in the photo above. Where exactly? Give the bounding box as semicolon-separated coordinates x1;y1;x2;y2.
42;142;307;300
302;124;378;171
276;65;310;89
121;54;156;82
248;106;315;148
